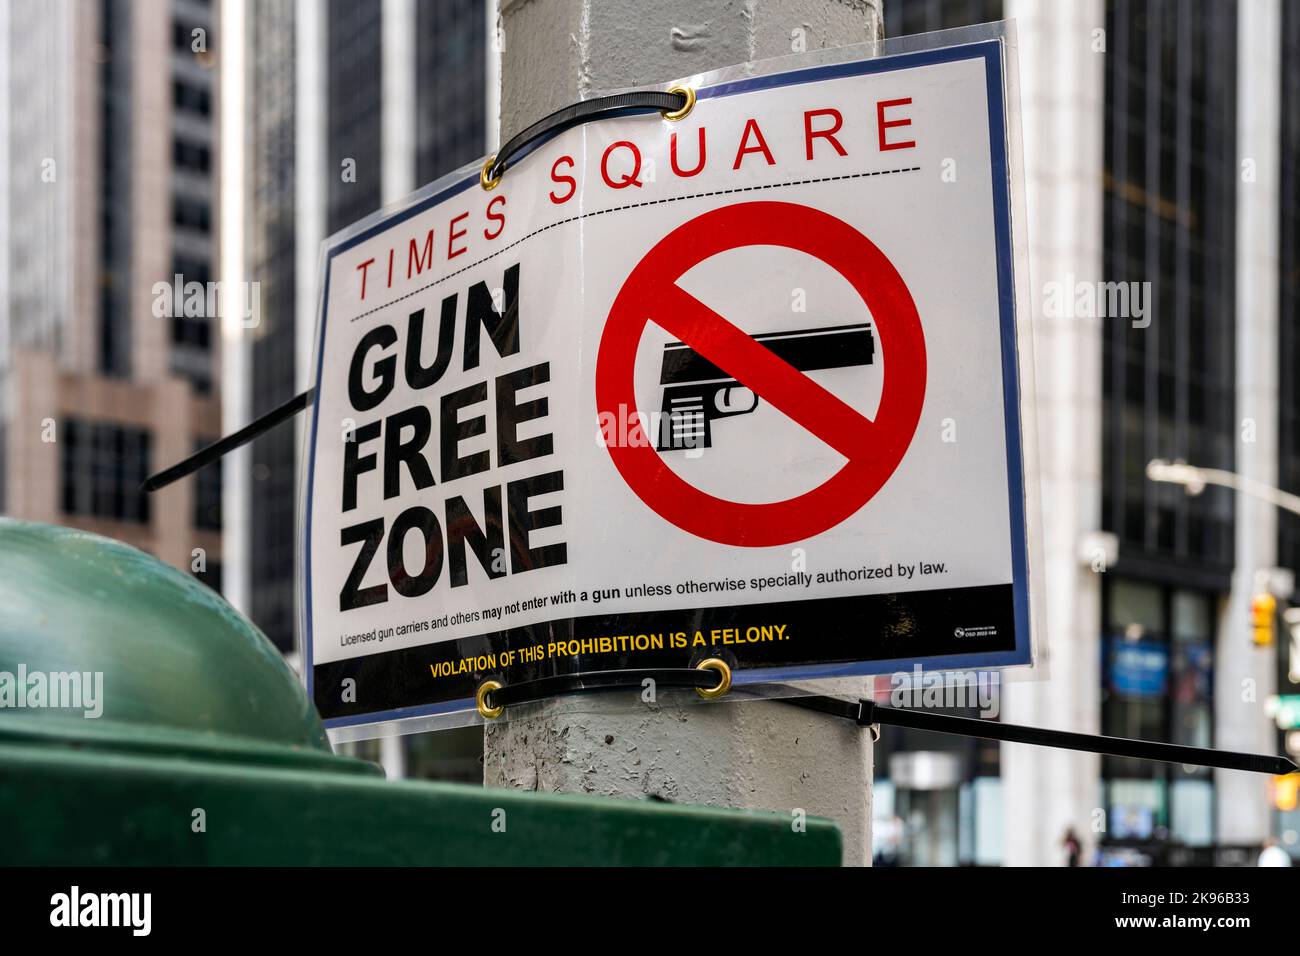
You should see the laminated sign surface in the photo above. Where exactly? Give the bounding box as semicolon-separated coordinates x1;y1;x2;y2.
304;38;1036;728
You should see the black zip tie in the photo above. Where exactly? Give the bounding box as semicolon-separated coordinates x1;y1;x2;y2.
472;667;1297;776
141;389;312;492
783;696;1299;776
487;89;689;184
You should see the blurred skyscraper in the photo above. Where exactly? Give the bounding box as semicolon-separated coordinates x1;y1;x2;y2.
0;0;222;583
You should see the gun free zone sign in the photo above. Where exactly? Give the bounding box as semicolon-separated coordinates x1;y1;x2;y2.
304;40;1035;727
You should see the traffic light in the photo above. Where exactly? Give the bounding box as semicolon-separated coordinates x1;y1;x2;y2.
1252;593;1276;647
1274;774;1299;813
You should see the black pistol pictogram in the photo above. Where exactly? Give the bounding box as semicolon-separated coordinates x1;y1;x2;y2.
656;323;875;451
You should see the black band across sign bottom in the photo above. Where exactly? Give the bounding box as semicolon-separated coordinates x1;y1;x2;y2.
313;584;1015;720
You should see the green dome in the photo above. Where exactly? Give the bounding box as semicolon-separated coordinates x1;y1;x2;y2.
0;519;331;758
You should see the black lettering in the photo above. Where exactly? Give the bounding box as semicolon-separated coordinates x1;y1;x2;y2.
507;470;567;572
404;301;455;389
463;263;520;370
342;420;381;512
446;487;506;587
383;405;435;500
496;362;553;466
440;382;490;482
340;519;387;610
348;325;398;412
387;506;444;598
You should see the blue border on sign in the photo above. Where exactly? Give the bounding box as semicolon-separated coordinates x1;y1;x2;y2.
305;38;1031;729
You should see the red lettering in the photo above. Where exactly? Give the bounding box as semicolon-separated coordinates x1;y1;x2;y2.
877;97;915;151
601;141;643;189
386;248;394;288
549;155;577;204
484;195;506;239
804;108;846;160
408;230;434;278
356;258;375;299
447;212;469;259
670;128;707;177
733;119;775;169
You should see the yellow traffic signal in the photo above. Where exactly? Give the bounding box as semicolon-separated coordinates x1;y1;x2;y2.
1253;593;1277;647
1274;774;1299;812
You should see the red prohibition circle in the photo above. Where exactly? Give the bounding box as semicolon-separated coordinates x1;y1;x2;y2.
596;200;927;547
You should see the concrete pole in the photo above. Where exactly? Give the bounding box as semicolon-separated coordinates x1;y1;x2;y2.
999;0;1106;867
483;0;881;867
1217;0;1281;847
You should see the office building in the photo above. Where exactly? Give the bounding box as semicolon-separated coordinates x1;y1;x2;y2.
0;0;222;585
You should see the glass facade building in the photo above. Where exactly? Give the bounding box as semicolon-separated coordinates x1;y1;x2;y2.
1;0;223;585
248;0;301;651
1098;0;1238;861
415;0;488;187
170;0;218;394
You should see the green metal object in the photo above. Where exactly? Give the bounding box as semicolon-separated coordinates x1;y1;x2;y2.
0;518;328;753
0;520;841;865
0;742;839;865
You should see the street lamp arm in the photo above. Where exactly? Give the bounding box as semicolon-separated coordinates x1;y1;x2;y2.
1147;458;1300;517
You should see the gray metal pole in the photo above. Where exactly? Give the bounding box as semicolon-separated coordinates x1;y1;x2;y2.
485;0;883;867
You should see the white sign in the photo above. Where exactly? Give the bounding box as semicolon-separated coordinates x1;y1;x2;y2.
303;39;1037;728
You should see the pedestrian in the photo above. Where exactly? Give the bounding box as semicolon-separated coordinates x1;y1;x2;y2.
1062;827;1082;867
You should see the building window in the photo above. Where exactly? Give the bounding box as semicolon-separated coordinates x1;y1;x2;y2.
1101;578;1215;850
193;560;223;595
883;0;1003;37
169;257;214;380
414;0;488;187
172;197;211;232
171;256;211;289
194;440;222;531
173;80;211;116
1101;0;1238;579
173;139;211;174
61;419;152;524
172;19;204;54
98;0;133;379
326;0;383;234
170;315;211;350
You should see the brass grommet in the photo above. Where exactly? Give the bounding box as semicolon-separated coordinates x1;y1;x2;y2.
480;155;503;191
476;679;504;719
694;658;732;699
663;84;696;121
